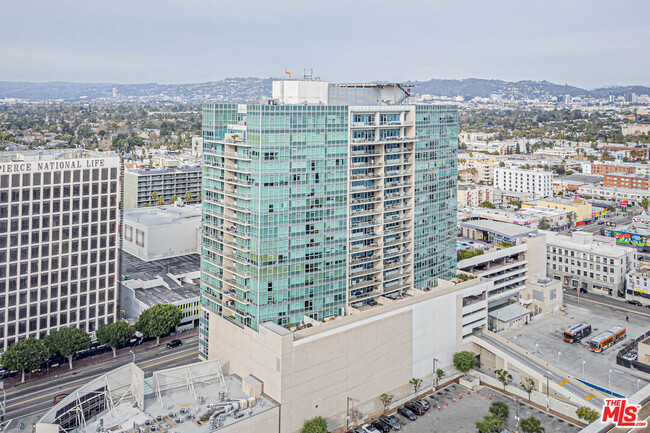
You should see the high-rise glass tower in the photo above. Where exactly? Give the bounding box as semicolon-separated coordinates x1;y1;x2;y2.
199;81;457;358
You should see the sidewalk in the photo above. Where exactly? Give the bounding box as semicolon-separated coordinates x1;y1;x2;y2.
3;328;198;390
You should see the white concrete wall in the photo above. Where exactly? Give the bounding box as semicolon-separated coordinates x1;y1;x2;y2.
123;218;200;260
411;291;460;380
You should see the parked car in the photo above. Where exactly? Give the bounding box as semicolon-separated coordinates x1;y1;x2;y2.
404;402;424;415
361;424;379;433
416;399;430;410
346;428;365;433
371;421;391;432
410;400;427;412
397;406;417;421
379;415;401;430
167;339;183;348
623;352;638;361
626;300;643;306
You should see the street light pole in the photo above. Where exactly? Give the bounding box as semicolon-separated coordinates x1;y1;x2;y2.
535;343;538;355
433;357;439;389
608;370;612;395
557;351;561;367
346;397;350;431
129;350;135;363
582;360;586;379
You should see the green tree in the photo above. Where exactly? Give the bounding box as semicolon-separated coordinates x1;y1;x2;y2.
521;416;545;433
436;368;445;388
453;351;477;376
520;377;536;401
44;327;91;370
151;191;158;205
409;377;423;395
479;201;496;209
184;191;193;203
642;197;649;213
96;320;133;358
494;368;513;391
198;191;202;201
538;218;551;230
379;393;393;413
0;338;49;383
136;304;182;346
170;196;178;204
301;416;327;433
157;195;165;206
499;161;505;167
475;413;505;433
576;406;599;424
489;401;509;419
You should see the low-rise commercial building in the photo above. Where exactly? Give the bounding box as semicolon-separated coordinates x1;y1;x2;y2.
545;231;637;298
604;173;650;190
577;184;650;207
123;204;201;261
459;205;573;231
590;163;637;176
457;183;494;207
494;167;553;198
120;253;200;327
625;267;650;307
522;197;603;225
123;167;202;208
553;174;603;195
521;277;563;316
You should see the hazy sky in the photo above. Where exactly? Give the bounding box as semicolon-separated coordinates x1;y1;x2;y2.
2;0;649;88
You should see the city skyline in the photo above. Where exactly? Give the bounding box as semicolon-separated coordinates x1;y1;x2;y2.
2;0;649;88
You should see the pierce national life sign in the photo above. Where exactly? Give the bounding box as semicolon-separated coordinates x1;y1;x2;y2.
0;157;118;174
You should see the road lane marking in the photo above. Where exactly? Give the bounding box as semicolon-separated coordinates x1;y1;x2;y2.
7;351;197;409
558;379;569;386
139;352;196;369
584;393;595;401
6;384;83;408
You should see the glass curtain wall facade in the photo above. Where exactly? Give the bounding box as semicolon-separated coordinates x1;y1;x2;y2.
413;105;458;288
200;100;458;357
200;104;349;356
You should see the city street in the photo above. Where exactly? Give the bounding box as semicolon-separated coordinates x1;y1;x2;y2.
1;337;198;431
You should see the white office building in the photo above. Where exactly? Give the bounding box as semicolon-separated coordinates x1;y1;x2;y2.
494;167;553;198
0;150;120;349
544;231;636;298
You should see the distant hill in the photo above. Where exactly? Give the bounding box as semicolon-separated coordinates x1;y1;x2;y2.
0;78;648;102
413;79;588;99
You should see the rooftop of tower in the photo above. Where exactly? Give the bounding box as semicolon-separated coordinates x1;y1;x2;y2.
271;79;415;106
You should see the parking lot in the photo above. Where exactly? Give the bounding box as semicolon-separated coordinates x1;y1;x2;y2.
394;384;580;433
500;299;650;397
